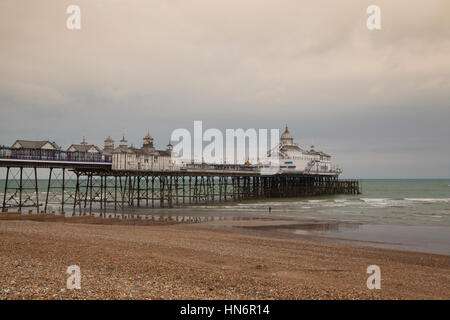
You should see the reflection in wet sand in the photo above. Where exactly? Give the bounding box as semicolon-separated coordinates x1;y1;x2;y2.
200;219;450;256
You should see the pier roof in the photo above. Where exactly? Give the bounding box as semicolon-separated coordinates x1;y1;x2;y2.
68;144;102;153
12;140;59;150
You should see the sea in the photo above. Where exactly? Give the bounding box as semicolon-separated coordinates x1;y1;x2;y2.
194;179;450;226
1;179;449;255
189;179;450;255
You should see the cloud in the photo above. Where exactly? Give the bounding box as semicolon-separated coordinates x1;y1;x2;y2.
0;0;449;177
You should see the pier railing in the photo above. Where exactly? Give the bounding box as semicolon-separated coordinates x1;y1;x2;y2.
179;163;342;174
0;146;111;163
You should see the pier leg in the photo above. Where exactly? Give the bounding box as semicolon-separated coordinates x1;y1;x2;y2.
61;168;65;214
160;176;164;208
73;173;80;215
137;176;141;207
211;176;215;203
114;176;117;212
100;175;103;211
2;167;9;212
44;168;52;213
224;177;227;201
189;176;192;205
104;176;107;211
131;176;135;207
83;175;89;214
146;176;149;207
182;176;185;205
119;176;125;210
219;176;222;202
89;174;93;215
34;167;39;214
18;167;23;213
151;176;155;208
194;176;198;203
175;176;179;206
169;176;173;208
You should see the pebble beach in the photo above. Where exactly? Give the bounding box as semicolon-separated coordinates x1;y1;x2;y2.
0;218;449;300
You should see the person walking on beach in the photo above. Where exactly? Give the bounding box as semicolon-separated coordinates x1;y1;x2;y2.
268;207;272;214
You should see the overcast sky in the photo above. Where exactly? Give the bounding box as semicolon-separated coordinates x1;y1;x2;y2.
0;0;449;178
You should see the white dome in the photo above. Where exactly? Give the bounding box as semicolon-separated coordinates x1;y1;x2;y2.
281;127;293;140
280;126;294;146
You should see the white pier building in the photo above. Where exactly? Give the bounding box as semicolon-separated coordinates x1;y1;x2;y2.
111;133;176;171
274;126;333;173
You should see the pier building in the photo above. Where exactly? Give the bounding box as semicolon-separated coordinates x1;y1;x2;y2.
275;127;333;173
111;133;176;171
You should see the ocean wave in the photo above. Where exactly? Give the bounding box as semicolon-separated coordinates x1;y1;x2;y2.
359;198;411;208
361;198;388;203
193;197;450;212
237;202;285;207
404;198;450;203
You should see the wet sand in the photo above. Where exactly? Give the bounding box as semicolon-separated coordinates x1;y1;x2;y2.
204;219;450;255
0;219;449;299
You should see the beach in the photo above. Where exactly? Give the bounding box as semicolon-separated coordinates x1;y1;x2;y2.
1;219;449;300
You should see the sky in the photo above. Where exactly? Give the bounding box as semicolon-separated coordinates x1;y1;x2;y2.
0;0;449;178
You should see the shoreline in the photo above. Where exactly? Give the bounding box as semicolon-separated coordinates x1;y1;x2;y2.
1;219;449;299
2;211;449;255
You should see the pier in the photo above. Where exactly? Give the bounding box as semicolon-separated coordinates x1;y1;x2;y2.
0;151;359;216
